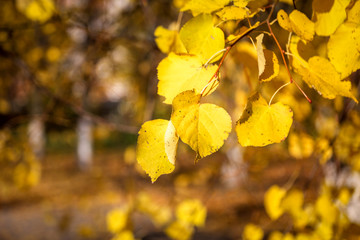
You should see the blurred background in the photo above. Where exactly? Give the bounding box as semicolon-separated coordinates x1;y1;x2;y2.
1;0;360;239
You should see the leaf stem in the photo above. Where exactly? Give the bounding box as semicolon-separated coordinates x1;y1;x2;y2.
266;3;312;103
269;82;290;106
204;48;228;67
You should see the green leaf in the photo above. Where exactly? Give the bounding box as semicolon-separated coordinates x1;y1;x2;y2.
256;34;280;82
136;119;178;182
157;53;218;104
171;90;232;160
179;14;225;62
236;92;293;147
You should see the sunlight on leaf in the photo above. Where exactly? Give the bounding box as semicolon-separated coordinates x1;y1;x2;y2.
242;223;264;240
312;0;351;36
181;0;230;16
328;22;360;79
256;34;279;82
136;119;178;182
348;1;360;25
154;25;187;54
179;14;225;62
16;0;55;22
111;231;135;240
236;92;293;147
288;132;314;159
216;5;249;21
165;220;194;240
171;90;232;160
298;56;358;102
107;208;129;234
289;10;314;41
277;9;292;32
157;53;218;104
264;185;287;220
176;199;207;227
315;189;338;226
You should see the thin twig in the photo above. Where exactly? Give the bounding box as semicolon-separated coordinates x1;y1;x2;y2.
269;82;291;105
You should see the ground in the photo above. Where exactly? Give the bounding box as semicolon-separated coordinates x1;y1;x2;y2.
0;147;359;240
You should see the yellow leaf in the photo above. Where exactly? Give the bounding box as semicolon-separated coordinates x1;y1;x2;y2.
242;223;264;240
288;35;316;72
315;191;338;226
216;5;249;21
181;0;230;16
236;93;293;147
281;189;304;214
312;0;351;36
179;14;225;62
111;231;135;240
277;10;315;41
338;188;351;205
269;231;284;240
256;34;280;82
107;208;129;234
176;199;207;227
154;25;187;54
315;222;333;240
298;56;358;102
171;90;232;159
136;119;178;182
288;132;314;159
157;53;218;104
328;22;360;79
348;1;360;25
165;220;194;240
264;185;287;220
277;9;292;32
289;10;315;41
16;0;55;23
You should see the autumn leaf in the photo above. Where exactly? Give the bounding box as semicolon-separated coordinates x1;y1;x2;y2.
216;5;249;21
179;14;225;62
236;92;293;147
136;119;178;182
171;90;232;160
312;0;351;36
277;9;314;41
256;34;279;82
277;9;292;32
289;10;314;41
242;224;264;240
181;0;230;16
16;0;55;22
154;25;187;54
298;56;358;102
327;22;360;79
176;199;207;227
264;185;287;220
107;208;129;234
157;53;218;104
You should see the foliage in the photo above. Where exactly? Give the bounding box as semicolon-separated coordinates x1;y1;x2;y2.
136;0;360;239
106;193;207;240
